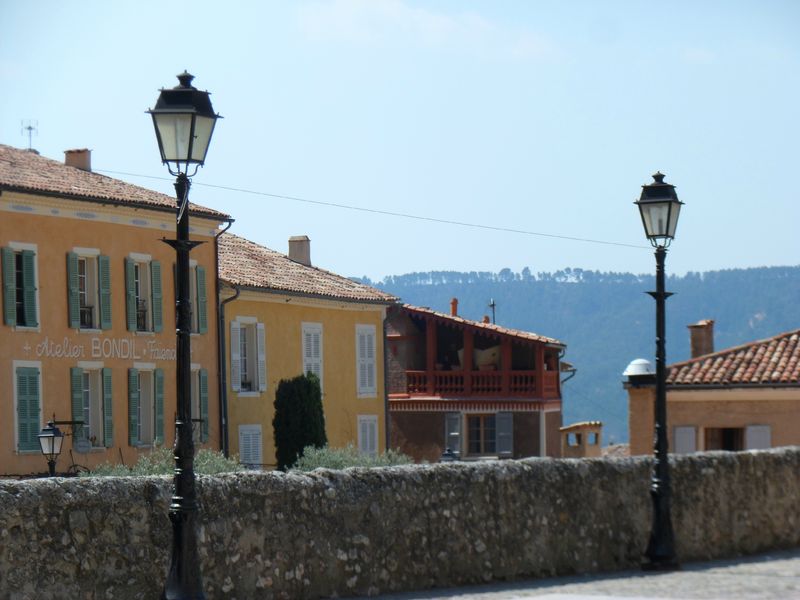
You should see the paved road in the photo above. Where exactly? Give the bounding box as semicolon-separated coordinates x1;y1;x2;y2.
364;548;800;599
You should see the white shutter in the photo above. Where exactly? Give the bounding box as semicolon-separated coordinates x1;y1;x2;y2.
230;321;241;392
356;325;377;397
445;412;462;456
358;415;378;457
302;323;323;389
496;412;513;456
257;323;267;392
673;426;697;454
745;425;771;450
238;424;262;468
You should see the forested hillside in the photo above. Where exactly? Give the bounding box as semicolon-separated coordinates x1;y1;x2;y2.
363;266;800;444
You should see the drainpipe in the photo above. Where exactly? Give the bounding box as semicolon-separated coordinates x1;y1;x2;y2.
213;220;234;456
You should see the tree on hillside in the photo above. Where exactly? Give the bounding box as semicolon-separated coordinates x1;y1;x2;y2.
273;373;327;470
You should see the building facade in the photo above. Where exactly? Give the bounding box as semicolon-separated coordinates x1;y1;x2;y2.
0;145;229;475
387;300;566;462
218;233;396;468
627;320;800;455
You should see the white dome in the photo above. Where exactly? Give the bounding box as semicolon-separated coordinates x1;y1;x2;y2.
623;358;654;377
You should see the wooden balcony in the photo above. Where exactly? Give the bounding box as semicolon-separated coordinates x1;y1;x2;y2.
405;370;560;399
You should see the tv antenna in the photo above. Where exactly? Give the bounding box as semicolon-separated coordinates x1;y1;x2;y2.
21;120;38;150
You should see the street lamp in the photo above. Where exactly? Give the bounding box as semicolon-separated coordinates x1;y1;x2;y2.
148;71;220;600
38;421;64;477
635;171;683;570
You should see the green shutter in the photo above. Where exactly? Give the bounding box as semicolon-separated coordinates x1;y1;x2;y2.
16;367;40;451
199;369;209;443
21;250;37;327
196;266;208;334
98;255;112;330
128;368;139;445
102;368;113;447
125;258;136;331
70;367;84;438
154;368;165;444
151;260;163;333
67;253;80;328
2;247;15;326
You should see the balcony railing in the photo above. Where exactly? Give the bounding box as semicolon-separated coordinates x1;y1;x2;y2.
405;370;559;398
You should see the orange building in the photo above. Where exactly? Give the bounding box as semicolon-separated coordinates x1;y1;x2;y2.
627;320;800;455
0;145;230;475
217;233;397;468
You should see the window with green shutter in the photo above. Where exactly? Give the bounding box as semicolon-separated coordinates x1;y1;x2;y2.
128;368;139;445
126;257;161;332
154;368;164;444
102;368;113;447
98;256;112;330
3;246;38;328
15;366;41;452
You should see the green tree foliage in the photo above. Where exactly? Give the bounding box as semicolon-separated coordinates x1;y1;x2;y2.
83;447;242;477
273;372;327;470
292;444;412;471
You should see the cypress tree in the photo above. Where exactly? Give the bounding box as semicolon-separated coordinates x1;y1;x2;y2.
273;372;326;470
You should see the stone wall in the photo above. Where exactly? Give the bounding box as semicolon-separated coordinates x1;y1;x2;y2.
1;448;799;600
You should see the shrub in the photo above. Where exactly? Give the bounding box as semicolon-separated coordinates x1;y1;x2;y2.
273;373;327;470
292;444;412;471
82;447;242;477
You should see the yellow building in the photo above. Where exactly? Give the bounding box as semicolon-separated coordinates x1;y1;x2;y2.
0;145;230;476
218;233;397;468
626;320;800;455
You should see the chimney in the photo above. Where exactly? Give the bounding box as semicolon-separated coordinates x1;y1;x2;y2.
288;235;311;266
688;319;715;358
482;315;491;324
450;298;458;317
64;148;91;172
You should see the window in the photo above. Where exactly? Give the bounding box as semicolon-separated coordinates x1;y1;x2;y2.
238;424;262;469
14;362;41;452
190;367;210;444
466;412;513;456
2;245;38;328
67;251;111;330
356;324;377;397
71;366;113;448
125;256;162;332
468;415;496;454
358;415;378;457
230;319;266;393
704;427;744;452
128;367;164;446
302;322;323;389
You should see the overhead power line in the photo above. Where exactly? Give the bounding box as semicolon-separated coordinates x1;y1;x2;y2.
99;169;649;250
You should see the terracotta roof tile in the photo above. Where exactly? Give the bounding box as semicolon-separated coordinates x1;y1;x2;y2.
218;233;397;303
668;329;800;387
401;304;564;346
0;144;229;220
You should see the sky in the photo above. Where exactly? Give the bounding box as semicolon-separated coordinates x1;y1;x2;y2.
2;0;799;282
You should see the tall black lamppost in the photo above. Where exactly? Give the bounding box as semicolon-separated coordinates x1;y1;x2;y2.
148;71;220;600
635;171;683;570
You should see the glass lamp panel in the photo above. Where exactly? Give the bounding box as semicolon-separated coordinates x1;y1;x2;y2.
190;115;216;163
39;433;53;456
640;202;671;239
52;433;63;456
154;113;194;162
667;202;681;238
